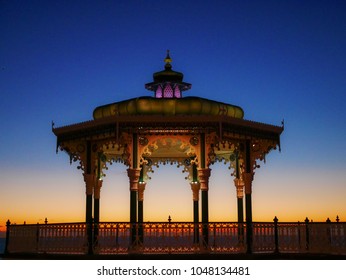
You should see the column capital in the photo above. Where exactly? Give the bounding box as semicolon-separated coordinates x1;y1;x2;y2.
83;173;94;195
242;172;253;194
94;179;103;199
234;178;244;187
234;178;244;198
138;182;146;201
127;168;141;191
197;168;211;191
190;182;200;201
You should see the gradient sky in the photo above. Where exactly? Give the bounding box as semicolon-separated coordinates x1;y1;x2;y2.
1;0;346;232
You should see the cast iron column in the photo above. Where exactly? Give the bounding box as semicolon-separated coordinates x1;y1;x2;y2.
243;139;253;254
93;179;102;246
84;141;94;254
128;132;140;246
235;180;244;224
128;168;140;246
190;181;200;244
84;142;94;222
198;133;210;246
198;168;211;247
138;181;146;244
84;173;94;254
234;178;244;243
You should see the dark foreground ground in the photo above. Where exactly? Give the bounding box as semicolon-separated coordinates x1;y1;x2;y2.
1;252;345;260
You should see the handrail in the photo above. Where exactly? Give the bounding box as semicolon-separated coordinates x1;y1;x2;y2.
5;221;346;255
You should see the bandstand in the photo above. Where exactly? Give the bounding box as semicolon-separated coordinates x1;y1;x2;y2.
50;52;283;254
5;53;346;258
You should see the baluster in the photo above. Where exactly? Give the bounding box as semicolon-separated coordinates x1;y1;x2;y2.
115;223;119;247
213;223;216;247
305;218;310;251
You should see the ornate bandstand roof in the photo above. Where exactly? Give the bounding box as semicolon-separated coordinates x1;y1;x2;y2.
53;52;283;174
92;96;244;119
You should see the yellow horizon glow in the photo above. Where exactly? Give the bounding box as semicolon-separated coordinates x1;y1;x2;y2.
1;161;345;231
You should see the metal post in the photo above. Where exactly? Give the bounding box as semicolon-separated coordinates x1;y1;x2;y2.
326;218;331;247
305;217;310;251
274;216;279;253
36;222;40;252
5;220;10;255
298;221;301;251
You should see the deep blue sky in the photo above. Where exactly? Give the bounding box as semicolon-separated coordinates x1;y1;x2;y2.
1;1;346;226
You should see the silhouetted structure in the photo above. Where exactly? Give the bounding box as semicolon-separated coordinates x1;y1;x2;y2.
16;52;337;257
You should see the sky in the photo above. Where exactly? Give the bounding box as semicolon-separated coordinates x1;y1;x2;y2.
1;0;346;233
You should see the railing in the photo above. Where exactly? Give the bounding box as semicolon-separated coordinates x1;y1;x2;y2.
6;222;88;254
252;221;346;254
5;220;346;255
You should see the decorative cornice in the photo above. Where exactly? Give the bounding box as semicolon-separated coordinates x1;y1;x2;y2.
53;114;283;140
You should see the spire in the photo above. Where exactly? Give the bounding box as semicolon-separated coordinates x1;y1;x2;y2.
145;51;191;98
164;50;172;70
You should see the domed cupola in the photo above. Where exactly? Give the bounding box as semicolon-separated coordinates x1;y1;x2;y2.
145;50;191;98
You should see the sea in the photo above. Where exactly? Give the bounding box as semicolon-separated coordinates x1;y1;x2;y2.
0;238;5;255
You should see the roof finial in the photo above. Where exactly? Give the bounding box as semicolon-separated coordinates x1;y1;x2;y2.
164;50;172;69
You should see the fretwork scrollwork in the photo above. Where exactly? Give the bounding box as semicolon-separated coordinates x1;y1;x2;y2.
137;135;199;171
59;141;88;172
189;136;199;146
237;138;280;177
207;134;242;178
141;157;196;182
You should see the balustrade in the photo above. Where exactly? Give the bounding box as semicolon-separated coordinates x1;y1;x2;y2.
277;223;302;252
38;223;87;254
252;222;275;252
5;221;346;256
208;223;245;253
